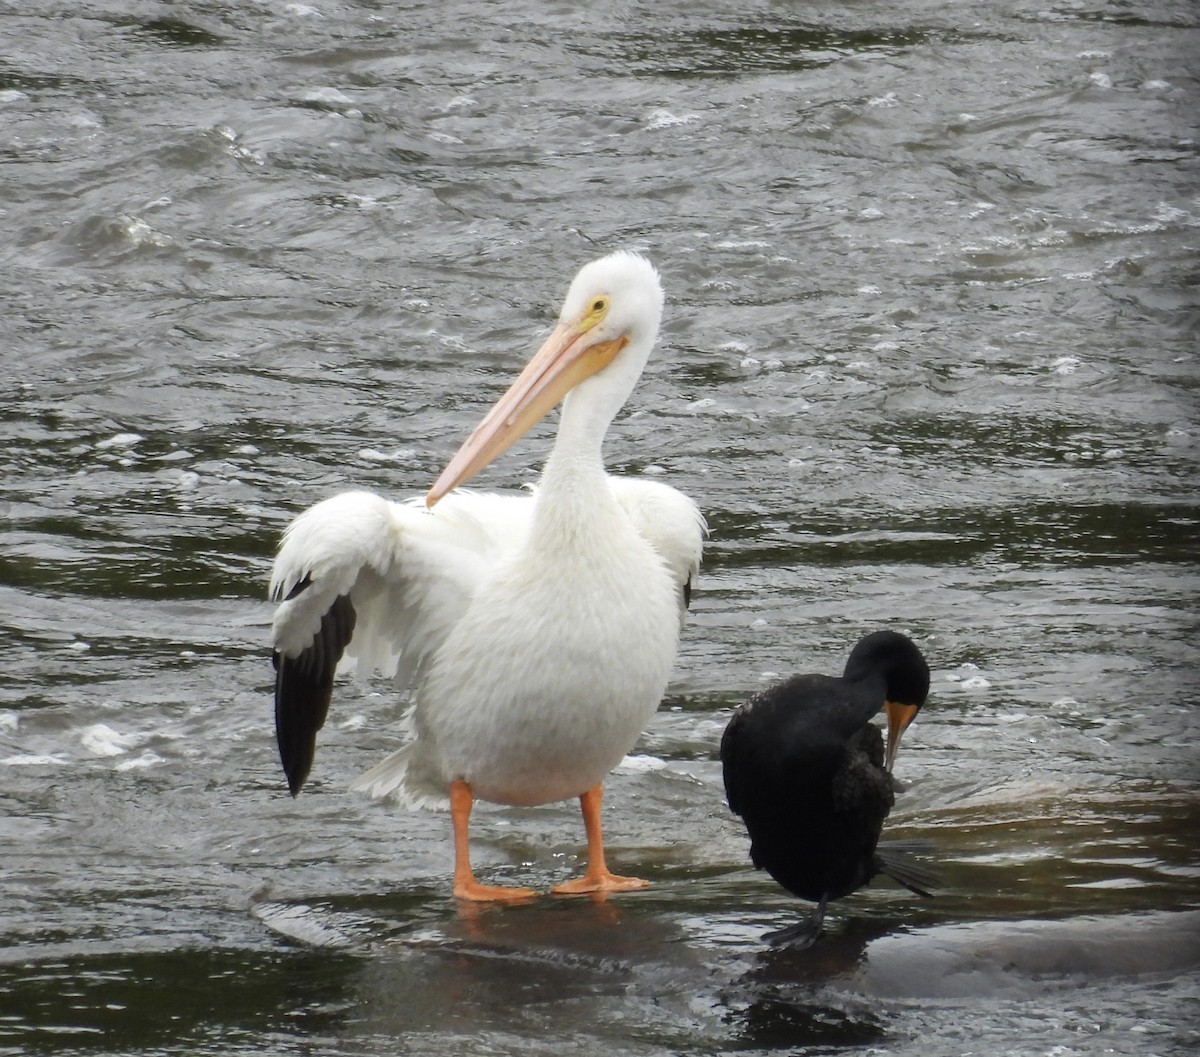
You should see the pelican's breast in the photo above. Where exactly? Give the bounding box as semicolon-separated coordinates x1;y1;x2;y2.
416;510;679;806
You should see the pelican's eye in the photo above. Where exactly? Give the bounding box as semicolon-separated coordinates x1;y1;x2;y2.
579;295;610;333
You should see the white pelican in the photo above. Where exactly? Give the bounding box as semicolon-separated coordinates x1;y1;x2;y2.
269;251;705;901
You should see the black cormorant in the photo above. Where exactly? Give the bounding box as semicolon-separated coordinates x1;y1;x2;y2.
720;630;934;946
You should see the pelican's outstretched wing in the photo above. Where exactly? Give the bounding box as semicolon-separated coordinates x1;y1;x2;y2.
609;476;706;621
269;488;531;795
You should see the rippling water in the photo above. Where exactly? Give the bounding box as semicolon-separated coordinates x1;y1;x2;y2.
2;1;1198;1054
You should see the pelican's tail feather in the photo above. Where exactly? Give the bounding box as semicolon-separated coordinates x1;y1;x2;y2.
349;744;448;810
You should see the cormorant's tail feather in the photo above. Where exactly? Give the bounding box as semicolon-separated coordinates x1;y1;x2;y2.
878;837;937;856
876;842;939;897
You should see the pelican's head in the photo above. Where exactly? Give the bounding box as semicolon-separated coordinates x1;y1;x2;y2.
427;251;664;506
557;251;664;369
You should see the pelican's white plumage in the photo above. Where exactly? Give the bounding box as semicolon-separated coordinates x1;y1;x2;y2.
269;252;704;900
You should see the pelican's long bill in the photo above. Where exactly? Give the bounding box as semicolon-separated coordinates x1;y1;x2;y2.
427;321;628;507
883;698;921;772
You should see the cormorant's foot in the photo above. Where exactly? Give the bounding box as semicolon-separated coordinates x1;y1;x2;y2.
453;879;539;903
551;871;650;896
765;903;827;949
764;919;822;949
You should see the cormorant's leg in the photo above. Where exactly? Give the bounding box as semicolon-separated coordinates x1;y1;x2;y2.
450;779;537;902
552;784;649;895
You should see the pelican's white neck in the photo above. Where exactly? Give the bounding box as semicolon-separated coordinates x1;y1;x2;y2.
539;323;650;493
528;373;635;548
537;392;614;510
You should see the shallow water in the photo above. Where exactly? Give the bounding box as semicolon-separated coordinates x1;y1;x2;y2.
2;1;1199;1054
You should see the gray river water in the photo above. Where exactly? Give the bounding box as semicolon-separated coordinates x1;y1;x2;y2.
2;1;1198;1054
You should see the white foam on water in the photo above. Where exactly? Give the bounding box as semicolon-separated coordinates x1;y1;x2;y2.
2;754;68;767
95;433;144;450
301;86;353;105
115;750;166;772
80;724;142;757
645;108;700;130
359;448;416;463
615;754;668;774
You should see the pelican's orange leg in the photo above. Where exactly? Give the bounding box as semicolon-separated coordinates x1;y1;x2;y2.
551;783;649;896
450;779;537;902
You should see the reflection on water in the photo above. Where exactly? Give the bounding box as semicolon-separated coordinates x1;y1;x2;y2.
3;0;1199;1053
588;23;971;77
2;946;364;1054
11;894;1195;1054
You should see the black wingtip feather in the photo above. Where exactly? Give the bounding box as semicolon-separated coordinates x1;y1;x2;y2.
273;593;356;796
